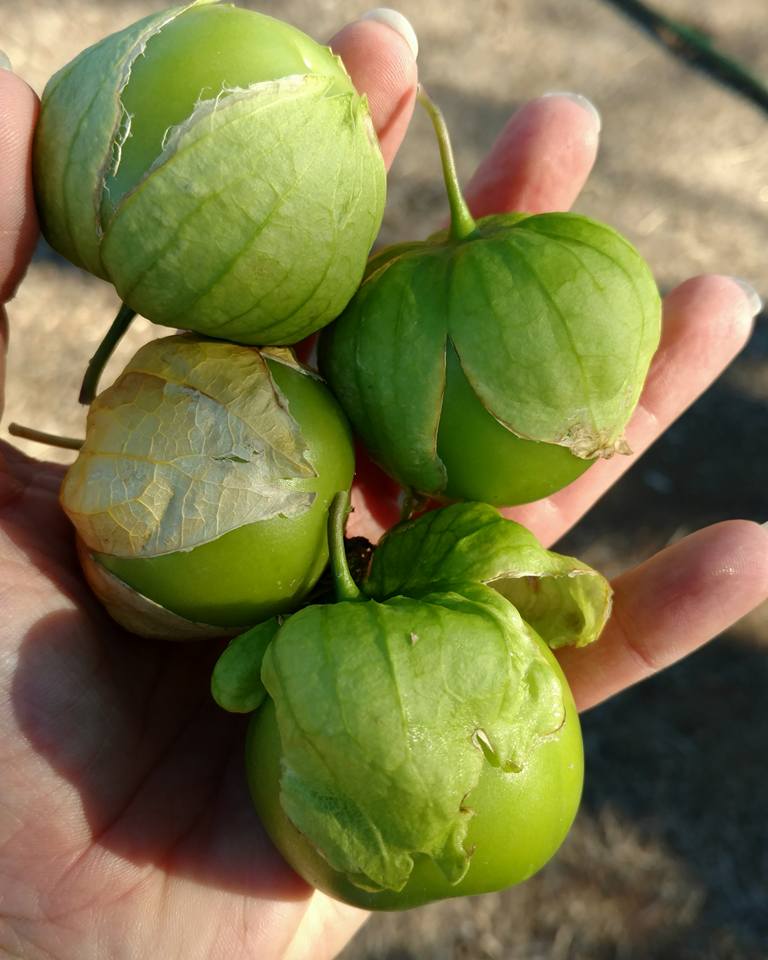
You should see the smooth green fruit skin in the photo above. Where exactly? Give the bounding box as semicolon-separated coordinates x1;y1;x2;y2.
98;359;354;628
437;345;593;504
103;4;350;217
247;641;583;910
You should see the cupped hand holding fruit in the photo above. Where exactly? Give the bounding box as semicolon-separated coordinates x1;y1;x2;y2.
1;12;767;960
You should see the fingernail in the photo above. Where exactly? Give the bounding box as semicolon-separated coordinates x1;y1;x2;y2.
541;91;601;132
0;49;12;72
360;8;419;60
728;277;763;318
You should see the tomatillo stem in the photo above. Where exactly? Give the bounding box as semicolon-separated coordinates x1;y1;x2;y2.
328;491;362;603
79;303;136;405
8;423;84;450
417;86;477;242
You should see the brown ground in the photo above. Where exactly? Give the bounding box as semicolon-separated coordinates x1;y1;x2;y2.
2;1;767;957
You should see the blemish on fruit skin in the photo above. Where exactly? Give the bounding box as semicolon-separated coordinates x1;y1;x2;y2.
472;728;499;766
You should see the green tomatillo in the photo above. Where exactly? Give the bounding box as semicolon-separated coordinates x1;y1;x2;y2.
33;0;386;401
59;335;354;639
320;91;662;506
212;498;612;908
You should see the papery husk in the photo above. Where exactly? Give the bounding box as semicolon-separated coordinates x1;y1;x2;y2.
61;337;316;560
78;538;245;641
320;211;662;498
34;1;386;344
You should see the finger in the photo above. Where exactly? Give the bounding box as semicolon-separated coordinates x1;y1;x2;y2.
558;521;768;711
330;11;418;170
0;67;39;303
464;93;601;217
0;66;39;421
504;275;760;546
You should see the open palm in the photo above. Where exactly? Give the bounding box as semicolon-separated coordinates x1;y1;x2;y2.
1;15;767;960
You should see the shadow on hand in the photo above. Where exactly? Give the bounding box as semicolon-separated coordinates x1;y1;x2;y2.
10;606;309;903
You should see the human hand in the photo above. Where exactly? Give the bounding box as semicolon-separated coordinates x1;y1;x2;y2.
1;10;767;960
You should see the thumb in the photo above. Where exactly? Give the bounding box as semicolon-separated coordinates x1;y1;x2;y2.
0;61;40;419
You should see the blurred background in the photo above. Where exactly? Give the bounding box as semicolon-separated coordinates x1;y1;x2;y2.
2;0;767;956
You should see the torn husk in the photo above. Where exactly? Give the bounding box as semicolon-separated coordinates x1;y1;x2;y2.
78;539;244;640
60;336;316;560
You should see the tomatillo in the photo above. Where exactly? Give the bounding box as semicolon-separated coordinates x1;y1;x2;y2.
320;91;661;506
34;0;386;400
60;336;354;639
212;499;612;908
248;663;582;910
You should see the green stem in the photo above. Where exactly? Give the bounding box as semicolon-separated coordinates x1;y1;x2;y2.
417;86;478;241
8;422;83;450
79;303;136;405
328;491;362;603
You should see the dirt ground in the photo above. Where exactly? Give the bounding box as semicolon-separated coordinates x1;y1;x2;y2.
2;1;767;957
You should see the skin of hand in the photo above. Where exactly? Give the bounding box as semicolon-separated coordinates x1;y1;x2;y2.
1;14;767;960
